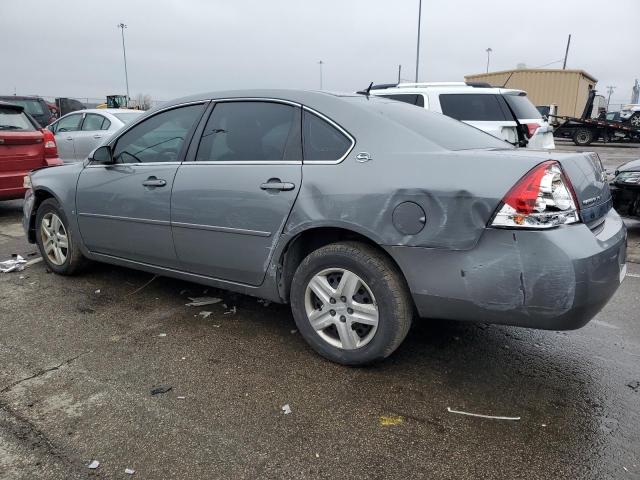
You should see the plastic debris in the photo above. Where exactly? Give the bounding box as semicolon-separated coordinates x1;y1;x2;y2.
177;396;186;400
315;453;320;458
224;306;237;315
447;407;521;421
185;296;222;307
379;415;403;426
198;311;213;319
281;404;292;415
290;329;298;334
0;255;27;273
88;460;100;469
150;385;172;396
94;289;101;294
125;467;135;475
158;333;167;337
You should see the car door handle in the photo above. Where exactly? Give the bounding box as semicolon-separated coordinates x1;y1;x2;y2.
65;137;73;141
93;134;103;139
142;177;167;187
260;181;295;191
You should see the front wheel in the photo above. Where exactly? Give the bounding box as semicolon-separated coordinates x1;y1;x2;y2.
573;127;595;146
290;241;413;365
628;112;640;128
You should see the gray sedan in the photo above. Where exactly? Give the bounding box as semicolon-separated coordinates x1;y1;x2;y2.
23;90;627;365
48;108;142;162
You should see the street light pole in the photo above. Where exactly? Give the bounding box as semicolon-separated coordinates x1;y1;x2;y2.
485;48;492;73
415;0;422;82
606;85;616;108
318;60;324;90
117;23;130;104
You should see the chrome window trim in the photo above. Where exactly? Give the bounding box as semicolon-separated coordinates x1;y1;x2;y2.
85;162;182;168
301;106;356;165
210;97;302;108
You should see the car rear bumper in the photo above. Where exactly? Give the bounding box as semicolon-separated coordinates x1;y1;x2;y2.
0;170;28;200
386;208;627;330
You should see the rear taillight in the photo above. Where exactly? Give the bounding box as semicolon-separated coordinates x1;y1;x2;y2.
525;123;540;139
41;128;58;158
491;160;580;229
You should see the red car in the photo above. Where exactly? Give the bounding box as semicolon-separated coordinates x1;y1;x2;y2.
0;102;62;200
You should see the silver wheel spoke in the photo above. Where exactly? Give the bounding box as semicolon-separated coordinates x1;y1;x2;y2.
57;235;68;249
350;302;379;326
308;275;334;305
308;309;334;331
336;322;359;350
335;270;360;299
51;215;61;234
45;241;56;254
53;246;63;264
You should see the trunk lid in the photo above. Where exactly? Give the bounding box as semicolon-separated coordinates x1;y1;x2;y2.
0;131;46;172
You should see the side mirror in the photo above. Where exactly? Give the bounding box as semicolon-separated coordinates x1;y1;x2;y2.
90;145;114;164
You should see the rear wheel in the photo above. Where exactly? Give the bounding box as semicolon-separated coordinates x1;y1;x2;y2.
35;198;87;275
573;127;594;146
628;112;640;128
290;241;413;365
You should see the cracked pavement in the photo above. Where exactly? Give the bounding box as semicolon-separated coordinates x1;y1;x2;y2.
0;143;639;479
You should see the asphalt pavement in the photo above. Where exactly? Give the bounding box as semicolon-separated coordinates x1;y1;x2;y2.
1;143;639;479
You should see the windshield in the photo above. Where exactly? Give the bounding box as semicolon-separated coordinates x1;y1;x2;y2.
504;94;542;119
364;99;512;151
113;112;143;124
4;99;46;116
0;108;36;131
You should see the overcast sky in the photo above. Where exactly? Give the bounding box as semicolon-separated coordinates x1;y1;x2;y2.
1;0;638;106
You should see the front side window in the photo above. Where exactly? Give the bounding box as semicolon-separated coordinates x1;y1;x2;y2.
378;94;425;107
56;113;83;132
196;101;301;162
113;104;204;164
81;114;106;131
439;94;509;121
302;111;352;161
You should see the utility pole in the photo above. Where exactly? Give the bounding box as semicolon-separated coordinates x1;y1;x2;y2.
606;85;616;108
485;48;492;73
415;0;422;82
562;34;571;70
117;23;130;104
398;64;402;84
318;60;324;90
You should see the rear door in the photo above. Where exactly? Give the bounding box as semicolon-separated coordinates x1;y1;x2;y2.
76;103;206;268
437;93;518;144
171;100;302;285
51;112;83;161
73;113;112;160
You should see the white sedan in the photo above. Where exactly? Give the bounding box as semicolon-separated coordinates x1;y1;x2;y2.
48;109;142;162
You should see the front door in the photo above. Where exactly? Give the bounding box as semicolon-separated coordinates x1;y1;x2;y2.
76;103;206;268
52;112;83;161
73;113;112;160
171;100;302;285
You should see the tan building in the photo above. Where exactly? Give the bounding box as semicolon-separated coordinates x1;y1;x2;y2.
465;69;597;118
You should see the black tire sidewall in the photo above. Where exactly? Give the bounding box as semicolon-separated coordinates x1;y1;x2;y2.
290;245;407;365
35;199;77;274
573;128;593;146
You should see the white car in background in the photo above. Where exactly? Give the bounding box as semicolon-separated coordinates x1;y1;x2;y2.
48;108;143;162
620;104;640;127
368;82;555;149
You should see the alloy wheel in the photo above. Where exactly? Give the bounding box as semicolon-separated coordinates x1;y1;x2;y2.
304;268;379;350
41;212;68;266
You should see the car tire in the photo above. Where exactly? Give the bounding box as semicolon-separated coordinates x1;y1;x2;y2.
573;128;594;146
35;198;88;275
290;241;413;365
628;112;640;128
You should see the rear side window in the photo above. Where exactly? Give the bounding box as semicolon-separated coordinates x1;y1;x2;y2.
113;104;205;164
503;94;542;119
303;111;352;161
378;94;425;107
439;94;509;121
81;114;106;131
0;108;36;131
196;101;301;162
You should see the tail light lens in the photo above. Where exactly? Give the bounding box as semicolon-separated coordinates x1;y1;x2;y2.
491;160;580;229
41;129;58;158
525;123;540;138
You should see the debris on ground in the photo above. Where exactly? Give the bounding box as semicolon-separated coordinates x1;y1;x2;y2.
177;396;186;400
446;407;521;420
0;254;27;273
379;415;403;426
627;380;640;392
224;306;237;315
124;275;157;297
198;311;213;319
185;296;222;307
290;329;298;334
150;385;172;396
315;453;320;458
257;299;271;307
125;467;135;475
281;404;292;415
87;460;100;469
157;333;167;337
94;289;101;294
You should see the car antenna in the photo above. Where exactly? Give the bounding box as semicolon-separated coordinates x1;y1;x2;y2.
357;82;374;96
501;72;514;88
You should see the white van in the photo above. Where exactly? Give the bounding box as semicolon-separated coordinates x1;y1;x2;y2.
368;82;555;149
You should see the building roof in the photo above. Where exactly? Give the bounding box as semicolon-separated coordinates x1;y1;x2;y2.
465;68;598;84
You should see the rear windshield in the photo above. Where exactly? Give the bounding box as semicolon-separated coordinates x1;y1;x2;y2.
367;99;512;151
2;99;46;116
439;93;509;121
503;94;542;119
377;94;425;107
0;108;36;131
113;112;143;124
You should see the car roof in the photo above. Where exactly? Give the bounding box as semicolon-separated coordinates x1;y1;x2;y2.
369;84;525;96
